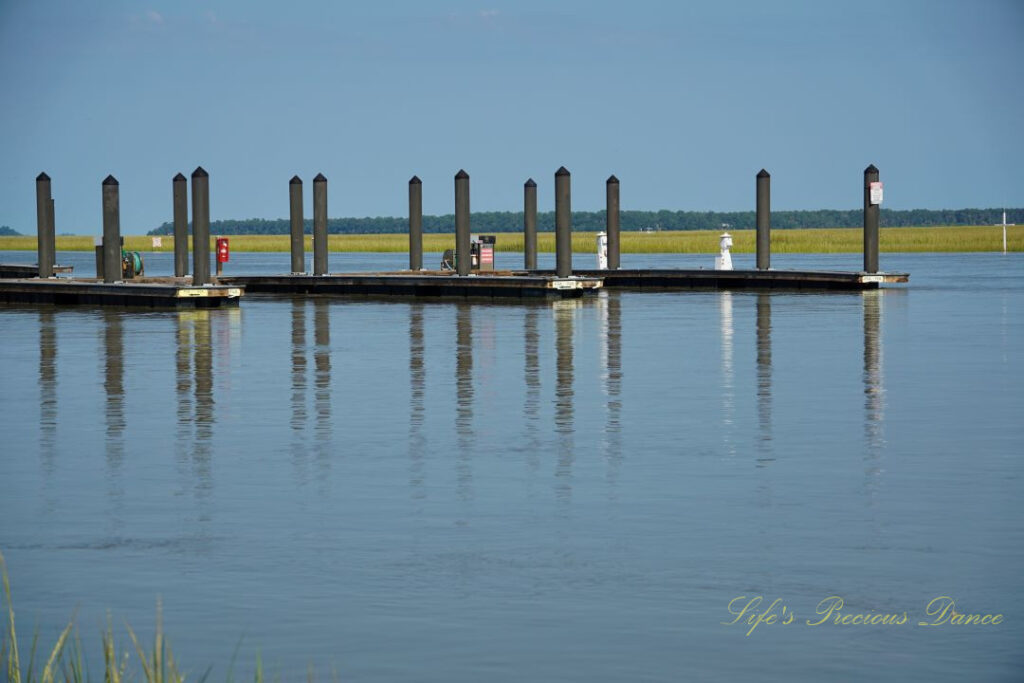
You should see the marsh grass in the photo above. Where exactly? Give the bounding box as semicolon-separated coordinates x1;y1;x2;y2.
0;225;1020;254
3;552;238;683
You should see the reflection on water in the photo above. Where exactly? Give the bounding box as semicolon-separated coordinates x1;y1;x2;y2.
522;306;541;473
455;303;474;502
103;311;125;467
720;292;735;456
599;292;622;490
174;310;215;519
755;294;773;465
39;310;57;475
409;303;426;498
288;300;332;486
553;299;577;501
290;300;307;437
313;301;332;469
863;290;885;491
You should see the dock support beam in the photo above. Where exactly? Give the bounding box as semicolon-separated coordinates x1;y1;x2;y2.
863;164;880;274
173;173;188;277
524;178;537;270
289;175;304;274
606;175;620;270
756;169;771;271
192;167;210;285
101;175;121;283
36;173;54;278
455;170;470;276
313;173;328;276
409;176;422;271
555;167;572;278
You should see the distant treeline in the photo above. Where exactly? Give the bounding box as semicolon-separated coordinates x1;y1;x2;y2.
0;225;21;236
145;208;1023;236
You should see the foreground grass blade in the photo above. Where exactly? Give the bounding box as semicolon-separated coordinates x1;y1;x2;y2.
1;551;21;683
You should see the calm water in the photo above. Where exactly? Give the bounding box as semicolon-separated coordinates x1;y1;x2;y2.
1;251;1022;681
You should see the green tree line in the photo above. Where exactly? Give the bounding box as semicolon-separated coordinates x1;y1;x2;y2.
147;208;1024;236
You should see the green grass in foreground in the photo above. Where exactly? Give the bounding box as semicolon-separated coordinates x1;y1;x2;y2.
0;225;1020;253
1;552;317;683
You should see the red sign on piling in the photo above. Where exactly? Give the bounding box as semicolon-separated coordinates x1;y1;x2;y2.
217;237;229;263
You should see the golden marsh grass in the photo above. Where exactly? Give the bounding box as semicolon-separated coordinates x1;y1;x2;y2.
0;226;1019;254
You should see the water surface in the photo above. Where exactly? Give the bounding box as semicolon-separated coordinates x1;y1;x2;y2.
1;251;1022;681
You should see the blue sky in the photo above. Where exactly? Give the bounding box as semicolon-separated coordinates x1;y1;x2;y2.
1;0;1022;235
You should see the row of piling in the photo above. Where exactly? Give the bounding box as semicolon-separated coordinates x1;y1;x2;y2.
31;165;884;282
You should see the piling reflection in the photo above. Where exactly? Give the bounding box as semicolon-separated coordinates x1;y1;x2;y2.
313;300;332;467
599;291;622;489
553;299;578;501
455;303;474;501
755;294;774;464
39;310;57;474
522;305;541;472
174;310;215;515
863;290;885;481
103;311;125;468
720;292;735;456
408;303;426;497
290;299;308;437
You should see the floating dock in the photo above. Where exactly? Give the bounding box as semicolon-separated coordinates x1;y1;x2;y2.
219;272;602;299
547;268;909;290
0;263;74;279
0;278;243;308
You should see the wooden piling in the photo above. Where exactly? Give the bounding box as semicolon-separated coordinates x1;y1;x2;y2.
191;167;210;286
524;178;537;270
756;169;771;271
606;175;620;270
863;165;880;273
101;176;121;283
455;170;470;276
36;173;54;278
409;176;423;270
313;173;328;276
289;175;304;274
555;167;572;278
173;173;189;277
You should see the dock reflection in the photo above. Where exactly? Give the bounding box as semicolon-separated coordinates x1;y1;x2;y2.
103;311;125;469
720;292;735;456
554;299;578;501
863;290;885;487
755;294;774;465
523;305;541;472
455;303;474;501
174;310;215;515
39;310;57;474
288;299;333;485
599;292;622;490
313;300;332;468
408;303;426;497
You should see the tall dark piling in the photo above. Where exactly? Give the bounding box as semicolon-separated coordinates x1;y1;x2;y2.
606;175;620;270
555;167;572;278
173;173;189;277
313;173;328;276
455;170;470;276
289;176;305;274
863;165;880;273
524;178;537;270
101;175;121;283
35;173;54;278
409;176;423;270
756;169;771;270
191;167;210;285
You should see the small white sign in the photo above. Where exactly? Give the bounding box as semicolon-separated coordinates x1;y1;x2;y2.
152;237;163;248
870;181;883;205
